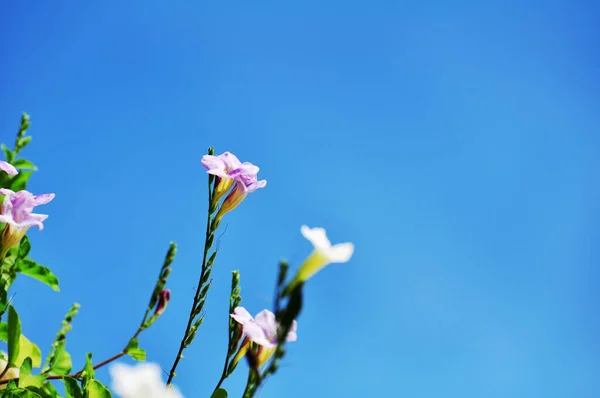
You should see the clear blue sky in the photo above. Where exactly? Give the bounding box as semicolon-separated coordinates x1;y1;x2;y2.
1;1;599;397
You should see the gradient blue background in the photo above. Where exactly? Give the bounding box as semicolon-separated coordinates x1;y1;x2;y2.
1;1;599;397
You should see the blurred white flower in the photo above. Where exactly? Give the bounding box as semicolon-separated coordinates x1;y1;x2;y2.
293;225;354;283
110;362;183;398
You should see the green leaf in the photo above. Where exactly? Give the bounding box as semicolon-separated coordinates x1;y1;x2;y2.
17;137;32;149
18;237;30;259
48;342;71;375
22;384;58;398
125;338;146;361
43;303;79;373
211;388;229;398
0;323;42;368
8;171;32;191
15;259;59;292
19;357;32;376
1;388;42;397
8;305;21;366
10;159;37;171
1;144;13;163
19;358;45;387
15;335;41;369
17;357;45;388
63;377;83;398
80;353;94;385
86;380;111;398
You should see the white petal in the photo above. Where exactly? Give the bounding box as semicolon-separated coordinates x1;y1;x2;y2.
300;225;331;250
323;242;354;263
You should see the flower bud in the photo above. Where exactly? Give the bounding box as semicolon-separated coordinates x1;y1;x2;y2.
154;289;171;317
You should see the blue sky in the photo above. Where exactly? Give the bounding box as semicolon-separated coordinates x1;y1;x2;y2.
1;1;599;397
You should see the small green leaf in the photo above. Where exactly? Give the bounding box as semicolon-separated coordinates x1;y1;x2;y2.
24;384;58;398
10;159;37;171
1;388;42;397
43;303;79;373
126;348;146;361
19;357;32;376
19;358;45;387
1;144;13;163
17;137;32;149
80;353;94;385
63;377;83;398
18;237;30;259
15;259;59;292
48;342;71;375
211;388;228;398
125;338;146;361
86;380;111;398
8;305;21;366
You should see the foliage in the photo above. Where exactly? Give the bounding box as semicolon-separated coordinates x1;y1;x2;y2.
0;114;354;397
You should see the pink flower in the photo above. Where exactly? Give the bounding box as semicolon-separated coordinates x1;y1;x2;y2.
230;307;297;348
0;189;54;253
202;151;266;219
0;161;17;176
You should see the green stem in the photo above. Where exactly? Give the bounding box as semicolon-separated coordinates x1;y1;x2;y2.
242;369;256;398
166;177;216;385
212;325;233;393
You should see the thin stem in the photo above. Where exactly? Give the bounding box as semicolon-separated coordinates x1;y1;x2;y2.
212;323;233;393
166;177;215;385
242;369;256;398
0;281;155;386
0;351;126;386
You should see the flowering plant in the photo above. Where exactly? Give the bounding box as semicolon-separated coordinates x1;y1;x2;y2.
0;114;354;398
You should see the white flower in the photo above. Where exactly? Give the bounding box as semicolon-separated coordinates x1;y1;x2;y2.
109;363;183;398
0;358;20;390
293;225;354;283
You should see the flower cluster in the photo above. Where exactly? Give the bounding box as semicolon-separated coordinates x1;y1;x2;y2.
0;130;354;398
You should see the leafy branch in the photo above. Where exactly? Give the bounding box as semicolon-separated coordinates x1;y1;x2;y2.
167;147;222;385
0;242;177;389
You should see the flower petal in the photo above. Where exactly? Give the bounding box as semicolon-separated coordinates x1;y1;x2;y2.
33;193;55;205
230;307;254;325
0;161;17;176
254;309;277;336
300;225;331;250
242;321;272;347
201;155;225;172
323;242;354;263
231;162;259;177
219;152;242;170
246;179;267;193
